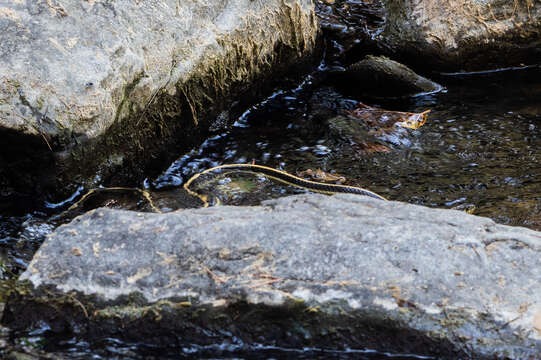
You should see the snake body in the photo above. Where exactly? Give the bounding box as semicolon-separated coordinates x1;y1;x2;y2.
183;164;386;206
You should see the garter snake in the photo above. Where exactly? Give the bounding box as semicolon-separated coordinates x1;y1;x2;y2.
183;163;387;207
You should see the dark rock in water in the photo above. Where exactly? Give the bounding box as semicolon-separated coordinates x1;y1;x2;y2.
324;101;430;154
378;0;541;71
327;114;394;154
346;102;429;131
330;55;443;98
0;0;319;206
3;194;541;359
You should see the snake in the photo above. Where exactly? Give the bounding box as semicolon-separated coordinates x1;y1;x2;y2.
183;163;387;207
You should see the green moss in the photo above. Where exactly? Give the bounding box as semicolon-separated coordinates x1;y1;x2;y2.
0;263;15;303
36;96;45;110
112;71;146;127
5;79;21;89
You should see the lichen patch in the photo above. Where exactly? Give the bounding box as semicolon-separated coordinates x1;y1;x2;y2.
0;7;20;22
534;307;541;338
127;267;152;284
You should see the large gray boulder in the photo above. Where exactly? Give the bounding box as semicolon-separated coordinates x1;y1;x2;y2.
0;0;318;202
379;0;541;71
3;194;541;359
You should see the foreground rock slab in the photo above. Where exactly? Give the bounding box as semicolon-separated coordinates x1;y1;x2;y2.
379;0;541;71
4;194;541;359
0;0;318;203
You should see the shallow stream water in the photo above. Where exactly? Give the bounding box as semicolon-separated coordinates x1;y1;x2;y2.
154;66;541;230
2;0;541;358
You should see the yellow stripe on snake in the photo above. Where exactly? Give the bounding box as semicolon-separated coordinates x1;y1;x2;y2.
183;163;387;207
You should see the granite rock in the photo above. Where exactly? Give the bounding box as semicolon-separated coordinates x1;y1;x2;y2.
4;193;541;359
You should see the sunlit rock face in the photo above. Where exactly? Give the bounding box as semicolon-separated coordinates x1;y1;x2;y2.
379;0;541;71
0;0;318;202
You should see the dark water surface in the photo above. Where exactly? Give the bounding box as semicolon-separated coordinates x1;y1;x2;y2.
155;66;541;230
2;0;541;357
9;333;435;360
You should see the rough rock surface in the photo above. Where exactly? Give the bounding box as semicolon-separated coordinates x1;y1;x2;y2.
379;0;541;71
0;0;318;202
4;194;541;359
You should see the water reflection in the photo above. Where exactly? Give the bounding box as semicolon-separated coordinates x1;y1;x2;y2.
35;335;436;360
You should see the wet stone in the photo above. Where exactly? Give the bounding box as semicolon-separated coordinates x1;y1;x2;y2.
3;194;541;359
329;55;443;98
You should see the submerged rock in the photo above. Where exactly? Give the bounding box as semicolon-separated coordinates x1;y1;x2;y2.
347;102;430;131
379;0;541;71
326;102;430;154
3;194;541;359
0;0;318;205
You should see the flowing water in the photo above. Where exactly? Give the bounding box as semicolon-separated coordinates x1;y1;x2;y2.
2;0;541;358
154;66;541;230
